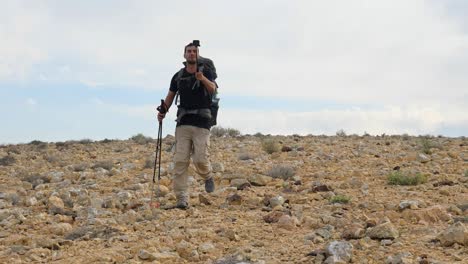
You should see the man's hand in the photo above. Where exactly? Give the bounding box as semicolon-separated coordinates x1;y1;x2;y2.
157;100;168;123
157;112;166;123
195;71;205;81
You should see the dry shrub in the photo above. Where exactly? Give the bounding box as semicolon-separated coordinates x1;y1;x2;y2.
387;171;427;186
211;126;227;137
238;153;255;161
0;155;16;166
92;160;114;171
267;165;295;180
262;139;280;154
130;134;154;145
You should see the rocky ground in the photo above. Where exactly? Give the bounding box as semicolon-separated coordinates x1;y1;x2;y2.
0;133;467;263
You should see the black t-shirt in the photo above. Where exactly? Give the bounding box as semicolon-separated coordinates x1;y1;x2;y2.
169;66;214;129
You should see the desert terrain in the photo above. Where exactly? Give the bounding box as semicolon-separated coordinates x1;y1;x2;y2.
0;132;467;263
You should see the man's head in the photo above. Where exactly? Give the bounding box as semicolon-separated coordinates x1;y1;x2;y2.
184;42;199;65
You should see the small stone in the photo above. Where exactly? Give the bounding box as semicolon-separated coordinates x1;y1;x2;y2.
399;200;419;211
277;215;298;230
198;242;216;254
269;195;286;208
226;194;242;205
381;239;393;246
156;185;170;197
418;153;430;163
212;162;224;173
248;174;272;186
176;240;198;261
48;196;65;215
199;194;212;205
281;146;293;152
138;249;156;261
312;183;333;192
342;224;365;239
386;252;413;264
263;211;285;223
230;178;250;189
316;225;335;240
49;223;73;236
325;240;353;263
367;222;399;240
436;222;467;246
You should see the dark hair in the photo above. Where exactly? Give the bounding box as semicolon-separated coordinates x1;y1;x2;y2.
184;42;197;53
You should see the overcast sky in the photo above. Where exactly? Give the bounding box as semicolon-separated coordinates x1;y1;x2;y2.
1;0;467;143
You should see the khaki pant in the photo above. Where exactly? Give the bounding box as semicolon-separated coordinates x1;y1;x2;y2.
173;125;212;199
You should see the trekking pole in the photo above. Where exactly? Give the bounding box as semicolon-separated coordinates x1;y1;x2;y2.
150;99;166;208
192;40;201;90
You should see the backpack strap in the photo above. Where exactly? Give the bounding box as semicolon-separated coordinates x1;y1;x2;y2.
176;108;212;123
174;68;185;106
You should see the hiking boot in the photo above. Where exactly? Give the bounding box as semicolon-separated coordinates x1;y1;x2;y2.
175;194;189;210
175;200;189;210
205;177;215;193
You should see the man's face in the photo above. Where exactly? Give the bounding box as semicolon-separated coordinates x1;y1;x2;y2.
184;46;198;64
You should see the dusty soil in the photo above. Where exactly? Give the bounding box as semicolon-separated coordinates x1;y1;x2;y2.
0;134;467;263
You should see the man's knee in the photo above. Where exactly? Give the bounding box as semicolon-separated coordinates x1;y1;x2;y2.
173;161;190;176
194;162;211;176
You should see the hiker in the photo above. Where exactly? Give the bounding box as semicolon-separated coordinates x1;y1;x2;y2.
157;41;217;209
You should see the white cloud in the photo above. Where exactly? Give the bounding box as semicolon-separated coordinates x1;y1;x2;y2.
79;79;105;88
26;98;37;106
1;1;467;137
218;104;468;136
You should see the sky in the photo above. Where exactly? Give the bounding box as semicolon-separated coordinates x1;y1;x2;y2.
1;0;467;144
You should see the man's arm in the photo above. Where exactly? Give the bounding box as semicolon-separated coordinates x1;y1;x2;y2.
195;72;216;94
157;91;176;122
163;91;176;111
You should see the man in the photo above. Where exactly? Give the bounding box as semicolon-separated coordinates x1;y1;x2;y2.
157;42;217;209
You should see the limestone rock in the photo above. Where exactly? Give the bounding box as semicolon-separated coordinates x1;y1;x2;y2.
48;196;65;215
367;222;399;240
248;174;272;186
212;162;225;173
138;249;156;261
385;252;413;264
277;214;298;230
325;240;353;263
436;222;468;246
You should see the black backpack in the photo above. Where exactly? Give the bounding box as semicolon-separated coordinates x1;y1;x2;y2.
176;56;220;127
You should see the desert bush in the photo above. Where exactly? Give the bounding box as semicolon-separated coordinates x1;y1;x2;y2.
464;170;468;177
144;157;154;169
92;160;114;171
253;132;265;138
130;134;153;145
329;195;350;204
29;140;48;150
238;153;255;161
387;171;427;186
0;155;16;166
227;128;241;137
267;165;295;180
72;163;89;172
262;139;281;154
29;140;46;145
44;154;60;164
418;135;442;154
100;138;114;143
55;141;67;148
21;173;50;188
336;129;347;137
78;139;93;144
210;126;227;137
8;193;20;206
